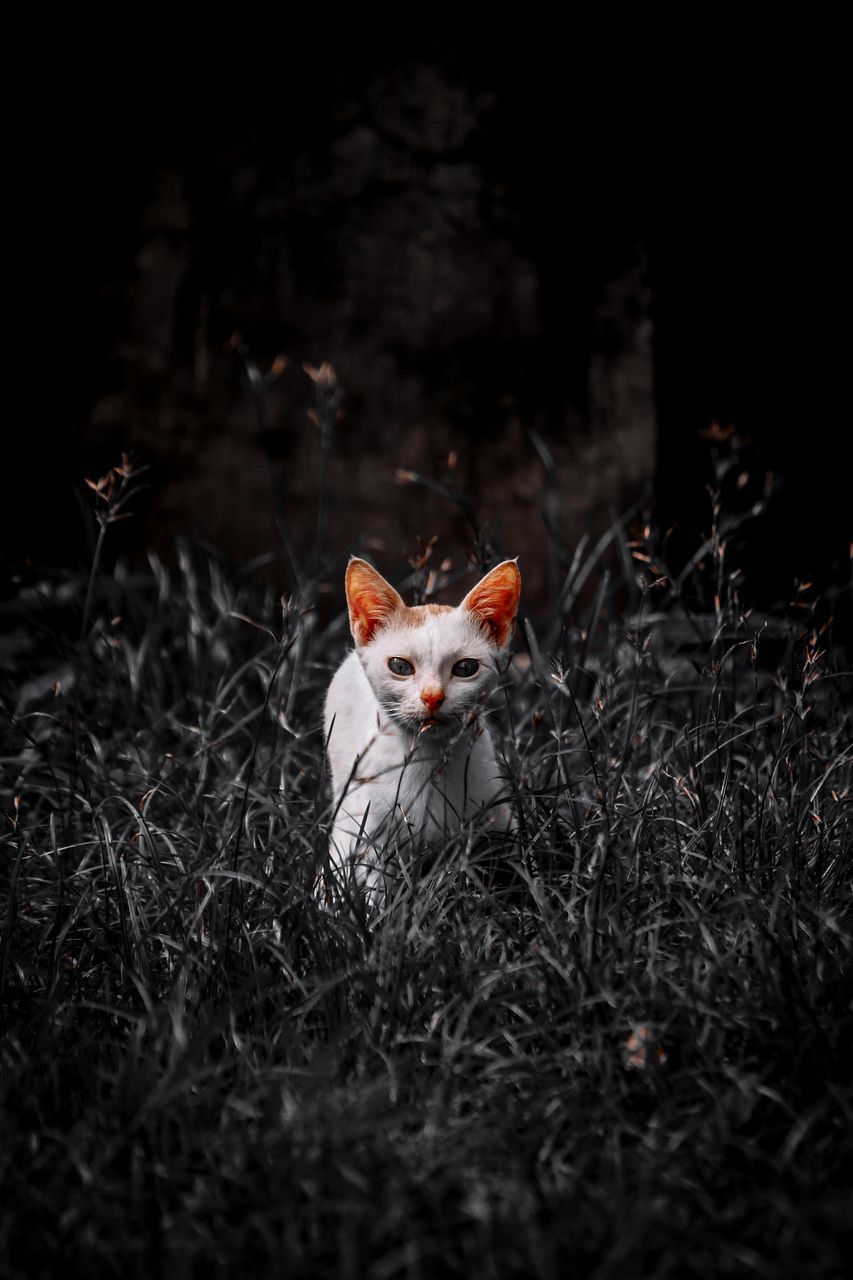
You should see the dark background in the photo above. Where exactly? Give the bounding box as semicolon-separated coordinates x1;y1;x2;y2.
10;41;849;610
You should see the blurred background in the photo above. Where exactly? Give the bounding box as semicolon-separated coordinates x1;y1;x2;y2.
10;40;849;611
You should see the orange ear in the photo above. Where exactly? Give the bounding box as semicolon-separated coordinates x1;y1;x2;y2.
460;560;521;647
345;558;404;646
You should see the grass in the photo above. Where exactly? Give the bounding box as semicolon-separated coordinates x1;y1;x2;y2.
1;453;852;1278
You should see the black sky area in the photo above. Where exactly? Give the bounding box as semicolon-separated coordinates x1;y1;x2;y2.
11;41;849;607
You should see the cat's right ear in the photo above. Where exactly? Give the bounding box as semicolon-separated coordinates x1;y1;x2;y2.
345;558;404;647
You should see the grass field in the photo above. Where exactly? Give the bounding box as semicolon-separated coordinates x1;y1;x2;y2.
2;459;852;1278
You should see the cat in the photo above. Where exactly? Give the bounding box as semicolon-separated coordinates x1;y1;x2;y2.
321;556;521;905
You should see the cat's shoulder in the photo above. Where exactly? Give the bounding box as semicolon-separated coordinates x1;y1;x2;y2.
325;648;371;704
323;648;380;754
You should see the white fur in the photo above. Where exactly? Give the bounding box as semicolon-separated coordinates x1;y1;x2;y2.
323;602;513;902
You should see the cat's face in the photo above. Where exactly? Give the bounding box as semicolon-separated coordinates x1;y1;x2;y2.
345;558;521;736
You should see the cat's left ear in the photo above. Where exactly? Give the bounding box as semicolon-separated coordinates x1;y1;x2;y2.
345;558;405;647
460;560;521;647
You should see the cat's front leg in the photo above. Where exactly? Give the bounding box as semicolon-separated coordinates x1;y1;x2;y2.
317;807;386;913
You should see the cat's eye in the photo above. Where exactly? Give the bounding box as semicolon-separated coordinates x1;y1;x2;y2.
388;657;415;676
452;658;480;678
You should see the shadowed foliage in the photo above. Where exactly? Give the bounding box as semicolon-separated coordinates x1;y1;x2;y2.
1;447;851;1278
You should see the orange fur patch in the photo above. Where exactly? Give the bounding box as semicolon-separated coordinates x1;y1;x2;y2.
398;604;454;628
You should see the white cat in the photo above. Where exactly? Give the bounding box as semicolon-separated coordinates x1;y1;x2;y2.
322;557;521;904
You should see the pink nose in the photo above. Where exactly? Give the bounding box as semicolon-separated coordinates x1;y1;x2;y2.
420;687;445;712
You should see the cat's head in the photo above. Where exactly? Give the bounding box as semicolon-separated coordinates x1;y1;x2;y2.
345;557;521;735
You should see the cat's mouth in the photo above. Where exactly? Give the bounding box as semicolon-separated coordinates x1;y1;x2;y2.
418;714;449;732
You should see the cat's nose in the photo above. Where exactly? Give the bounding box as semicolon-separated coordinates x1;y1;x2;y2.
420;686;445;712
